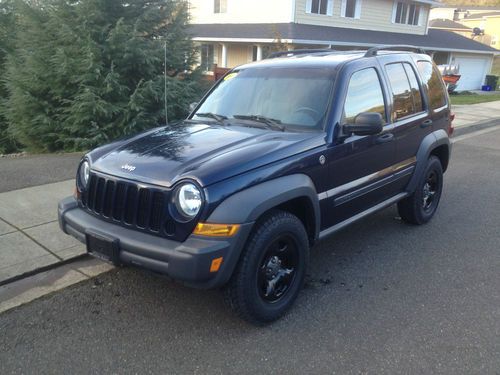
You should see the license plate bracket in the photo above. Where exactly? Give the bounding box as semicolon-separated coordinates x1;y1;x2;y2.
86;231;120;265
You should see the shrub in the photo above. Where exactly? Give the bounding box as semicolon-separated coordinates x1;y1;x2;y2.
3;0;206;152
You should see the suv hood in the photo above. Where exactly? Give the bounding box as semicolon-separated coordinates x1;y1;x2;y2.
89;122;324;187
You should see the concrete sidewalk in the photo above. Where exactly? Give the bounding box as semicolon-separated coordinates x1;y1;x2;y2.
0;100;499;287
452;100;500;129
0;180;87;284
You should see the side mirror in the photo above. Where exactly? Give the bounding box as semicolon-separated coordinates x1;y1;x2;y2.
344;112;383;136
189;102;198;112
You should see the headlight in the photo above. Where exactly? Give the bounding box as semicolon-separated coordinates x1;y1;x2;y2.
78;160;90;189
175;183;202;219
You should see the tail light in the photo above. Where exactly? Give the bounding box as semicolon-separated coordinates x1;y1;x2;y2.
448;112;455;136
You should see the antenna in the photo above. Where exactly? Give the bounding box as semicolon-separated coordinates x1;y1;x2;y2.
164;40;168;126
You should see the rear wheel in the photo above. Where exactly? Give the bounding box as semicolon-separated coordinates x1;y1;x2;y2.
224;210;309;325
398;156;443;225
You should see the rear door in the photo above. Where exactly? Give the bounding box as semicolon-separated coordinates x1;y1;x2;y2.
379;56;431;191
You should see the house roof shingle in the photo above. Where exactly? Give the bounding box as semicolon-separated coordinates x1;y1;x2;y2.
190;23;499;54
429;18;471;30
462;11;500;19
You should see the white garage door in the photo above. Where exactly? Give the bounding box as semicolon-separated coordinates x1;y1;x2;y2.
453;56;489;91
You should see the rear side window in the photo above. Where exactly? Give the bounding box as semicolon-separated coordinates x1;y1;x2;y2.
385;63;423;120
403;64;423;112
343;68;386;124
417;61;447;110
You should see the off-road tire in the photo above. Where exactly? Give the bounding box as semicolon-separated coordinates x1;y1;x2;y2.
223;210;309;325
398;155;443;225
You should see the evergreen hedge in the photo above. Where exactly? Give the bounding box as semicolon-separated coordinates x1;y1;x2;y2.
1;0;206;153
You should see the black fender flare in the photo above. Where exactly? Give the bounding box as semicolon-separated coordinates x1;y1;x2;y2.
406;129;451;194
207;174;321;240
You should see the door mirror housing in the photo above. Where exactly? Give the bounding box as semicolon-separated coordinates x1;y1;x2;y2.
343;112;384;136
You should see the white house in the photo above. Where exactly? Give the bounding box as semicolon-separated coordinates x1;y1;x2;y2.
188;0;499;90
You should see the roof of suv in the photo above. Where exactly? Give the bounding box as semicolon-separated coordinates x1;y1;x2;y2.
235;49;431;71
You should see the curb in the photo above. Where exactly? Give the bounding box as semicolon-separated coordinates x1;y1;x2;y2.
0;253;89;288
0;256;115;314
452;118;500;138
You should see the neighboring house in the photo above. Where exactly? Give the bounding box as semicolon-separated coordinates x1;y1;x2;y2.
189;0;499;90
430;5;500;21
461;11;500;50
430;5;500;50
429;18;471;37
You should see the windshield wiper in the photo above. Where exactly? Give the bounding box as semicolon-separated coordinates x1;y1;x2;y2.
233;115;285;131
194;112;228;123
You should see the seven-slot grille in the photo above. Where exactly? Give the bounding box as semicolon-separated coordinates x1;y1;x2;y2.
81;172;171;236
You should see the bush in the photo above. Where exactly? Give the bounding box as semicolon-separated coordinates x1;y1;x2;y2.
0;0;21;154
3;0;206;152
485;75;498;91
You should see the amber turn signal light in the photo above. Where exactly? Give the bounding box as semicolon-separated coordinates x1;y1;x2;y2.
193;223;240;237
210;257;223;273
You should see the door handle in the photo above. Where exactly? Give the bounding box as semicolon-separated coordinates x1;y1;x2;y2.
375;133;394;144
421;119;433;128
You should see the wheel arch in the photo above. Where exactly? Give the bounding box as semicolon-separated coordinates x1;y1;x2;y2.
406;129;451;194
207;174;320;244
430;144;450;172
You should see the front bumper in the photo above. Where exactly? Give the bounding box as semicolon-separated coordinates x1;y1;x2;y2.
58;196;253;289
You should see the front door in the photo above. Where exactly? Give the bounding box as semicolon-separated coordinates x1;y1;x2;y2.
320;63;397;231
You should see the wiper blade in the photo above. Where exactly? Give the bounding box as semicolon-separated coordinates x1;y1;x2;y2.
194;112;228;123
233;115;284;131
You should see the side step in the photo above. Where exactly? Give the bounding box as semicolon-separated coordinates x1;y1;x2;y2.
318;192;408;240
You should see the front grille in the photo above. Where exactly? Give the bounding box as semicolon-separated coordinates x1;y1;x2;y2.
81;172;173;237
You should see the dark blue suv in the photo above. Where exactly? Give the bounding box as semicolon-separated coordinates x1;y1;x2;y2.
59;46;453;324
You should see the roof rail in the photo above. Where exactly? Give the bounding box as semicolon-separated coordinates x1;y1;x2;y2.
266;48;335;59
364;45;427;57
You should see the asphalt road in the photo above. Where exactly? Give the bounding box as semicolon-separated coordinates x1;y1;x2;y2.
0;153;83;193
1;128;499;374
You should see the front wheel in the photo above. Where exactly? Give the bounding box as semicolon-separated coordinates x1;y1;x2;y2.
224;210;309;325
398;155;444;225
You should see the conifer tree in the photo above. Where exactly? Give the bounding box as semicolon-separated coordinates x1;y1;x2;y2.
0;0;19;153
4;0;203;152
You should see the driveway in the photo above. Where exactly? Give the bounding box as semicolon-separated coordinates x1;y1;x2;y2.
0;127;499;373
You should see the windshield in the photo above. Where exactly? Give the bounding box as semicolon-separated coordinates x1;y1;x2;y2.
192;67;335;130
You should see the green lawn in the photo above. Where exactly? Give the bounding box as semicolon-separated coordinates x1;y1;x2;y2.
450;93;500;105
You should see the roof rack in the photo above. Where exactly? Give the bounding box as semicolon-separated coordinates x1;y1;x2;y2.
364;45;427;57
266;48;335;59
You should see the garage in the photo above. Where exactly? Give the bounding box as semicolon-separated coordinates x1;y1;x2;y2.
452;54;492;91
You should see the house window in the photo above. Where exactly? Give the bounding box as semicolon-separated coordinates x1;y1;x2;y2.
393;1;421;25
214;0;227;14
432;52;449;65
341;0;361;19
306;0;333;16
252;46;258;61
200;44;214;72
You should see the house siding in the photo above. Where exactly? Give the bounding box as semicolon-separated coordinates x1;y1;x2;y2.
189;0;294;24
227;44;252;67
294;0;429;35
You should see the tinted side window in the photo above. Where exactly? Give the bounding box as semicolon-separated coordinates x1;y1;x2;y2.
403;63;423;113
417;61;447;110
344;68;386;124
385;63;418;120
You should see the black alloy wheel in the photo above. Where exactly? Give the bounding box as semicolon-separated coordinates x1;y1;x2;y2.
257;234;299;303
224;210;309;325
